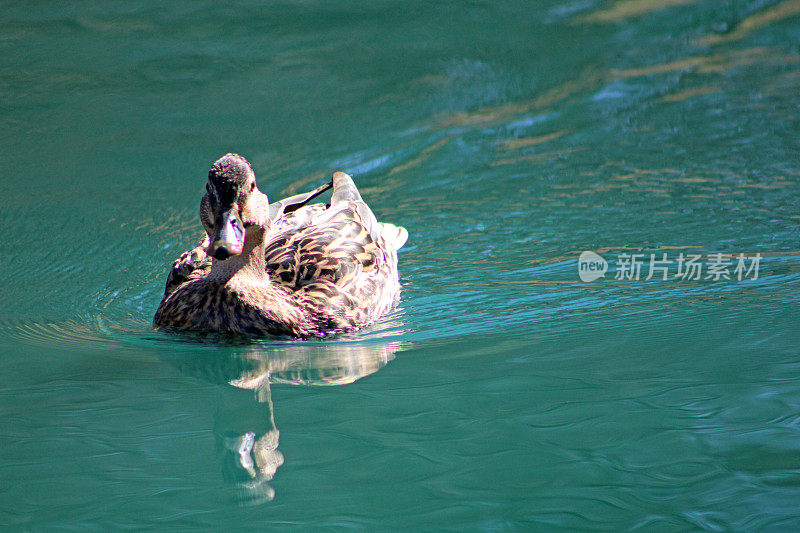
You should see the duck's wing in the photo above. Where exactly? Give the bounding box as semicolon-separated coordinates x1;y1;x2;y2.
263;171;407;335
305;171;408;250
329;171;408;251
328;171;381;243
264;206;380;289
264;172;399;290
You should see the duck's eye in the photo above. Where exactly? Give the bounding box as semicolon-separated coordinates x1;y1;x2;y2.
250;182;255;192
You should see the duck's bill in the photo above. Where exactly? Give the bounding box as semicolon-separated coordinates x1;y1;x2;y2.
209;209;244;260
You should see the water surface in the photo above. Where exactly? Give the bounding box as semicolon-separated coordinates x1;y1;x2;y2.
2;0;800;529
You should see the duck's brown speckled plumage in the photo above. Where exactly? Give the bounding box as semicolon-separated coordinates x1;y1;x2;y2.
153;154;407;338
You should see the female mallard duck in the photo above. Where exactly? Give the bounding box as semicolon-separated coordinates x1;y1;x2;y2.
153;153;407;338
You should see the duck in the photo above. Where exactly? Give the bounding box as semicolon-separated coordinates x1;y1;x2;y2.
153;153;408;338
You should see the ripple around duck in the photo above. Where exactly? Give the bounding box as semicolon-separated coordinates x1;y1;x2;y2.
4;226;795;356
0;316;121;351
0;265;415;385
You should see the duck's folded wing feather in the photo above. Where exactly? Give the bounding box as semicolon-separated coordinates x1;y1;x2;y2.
265;206;381;289
311;172;381;243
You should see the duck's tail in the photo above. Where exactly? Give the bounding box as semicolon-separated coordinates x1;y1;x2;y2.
378;223;408;250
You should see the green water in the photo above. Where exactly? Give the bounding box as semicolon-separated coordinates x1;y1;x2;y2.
2;0;800;529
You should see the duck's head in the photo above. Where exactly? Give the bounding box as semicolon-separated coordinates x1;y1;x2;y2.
200;153;269;261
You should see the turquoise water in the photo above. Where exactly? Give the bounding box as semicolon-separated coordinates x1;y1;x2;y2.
2;0;800;529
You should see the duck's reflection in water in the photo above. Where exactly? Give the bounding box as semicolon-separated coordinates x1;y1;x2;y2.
215;369;283;504
172;339;407;503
